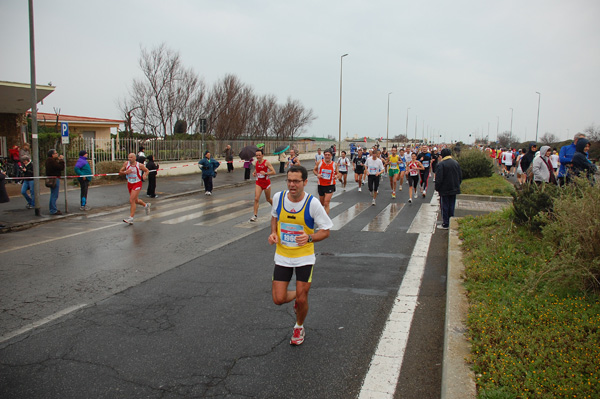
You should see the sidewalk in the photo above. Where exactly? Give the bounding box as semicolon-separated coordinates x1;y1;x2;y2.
1;153;309;233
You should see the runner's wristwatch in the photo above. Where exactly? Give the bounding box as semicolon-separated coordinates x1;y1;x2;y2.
307;235;313;243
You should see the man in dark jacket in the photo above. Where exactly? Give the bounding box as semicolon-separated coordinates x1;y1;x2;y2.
435;148;462;230
570;138;597;181
558;133;586;185
45;149;65;215
519;142;537;181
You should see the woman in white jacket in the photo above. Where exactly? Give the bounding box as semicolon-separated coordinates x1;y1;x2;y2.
532;145;557;185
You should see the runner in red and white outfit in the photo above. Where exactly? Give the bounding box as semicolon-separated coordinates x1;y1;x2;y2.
312;148;338;214
250;149;276;222
406;152;425;204
119;153;150;224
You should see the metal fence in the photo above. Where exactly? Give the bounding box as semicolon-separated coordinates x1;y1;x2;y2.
51;138;345;164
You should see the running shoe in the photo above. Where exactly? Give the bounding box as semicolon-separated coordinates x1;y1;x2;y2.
358;187;361;192
372;199;376;206
207;192;212;196
290;326;305;346
144;203;151;215
123;217;133;225
392;192;396;199
408;198;412;203
422;191;426;197
437;224;449;230
399;186;403;191
204;191;209;195
249;215;257;222
413;192;417;199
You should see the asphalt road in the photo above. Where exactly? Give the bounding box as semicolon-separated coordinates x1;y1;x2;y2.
0;175;448;398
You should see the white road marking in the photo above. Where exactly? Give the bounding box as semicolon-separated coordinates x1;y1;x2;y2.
358;192;439;398
161;200;249;224
0;223;122;254
0;303;88;344
361;203;405;232
330;202;371;230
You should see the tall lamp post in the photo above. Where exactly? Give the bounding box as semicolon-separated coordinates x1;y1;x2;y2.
509;107;514;146
386;92;392;148
535;91;541;143
338;53;348;156
29;0;41;216
405;107;410;139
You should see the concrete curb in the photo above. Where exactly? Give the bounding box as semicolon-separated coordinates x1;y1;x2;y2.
457;194;511;202
441;217;476;399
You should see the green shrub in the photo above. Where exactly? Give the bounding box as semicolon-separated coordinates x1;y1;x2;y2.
96;161;125;182
457;150;493;179
539;179;600;292
511;182;559;232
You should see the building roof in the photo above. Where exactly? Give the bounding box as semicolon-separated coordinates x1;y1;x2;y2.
30;112;124;126
0;81;55;114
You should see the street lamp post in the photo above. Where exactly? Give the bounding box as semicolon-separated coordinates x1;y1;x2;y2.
29;0;41;217
386;92;392;148
535;92;541;143
405;107;410;139
509;107;514;146
338;53;348;157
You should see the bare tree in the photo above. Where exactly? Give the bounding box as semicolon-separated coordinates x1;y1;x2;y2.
121;43;205;137
540;132;559;145
496;131;512;148
272;98;316;141
584;124;600;142
204;74;256;140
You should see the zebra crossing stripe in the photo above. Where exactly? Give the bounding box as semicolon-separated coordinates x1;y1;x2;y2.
330;202;371;231
195;202;271;226
361;203;405;232
161;200;250;224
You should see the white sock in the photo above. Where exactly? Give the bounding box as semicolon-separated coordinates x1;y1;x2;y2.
294;323;303;329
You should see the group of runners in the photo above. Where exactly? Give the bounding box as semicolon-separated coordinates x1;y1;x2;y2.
116;145;442;346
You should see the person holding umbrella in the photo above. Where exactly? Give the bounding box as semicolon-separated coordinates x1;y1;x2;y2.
239;145;258;181
274;144;290;173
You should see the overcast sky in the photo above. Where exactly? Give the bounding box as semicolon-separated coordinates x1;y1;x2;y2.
2;0;599;144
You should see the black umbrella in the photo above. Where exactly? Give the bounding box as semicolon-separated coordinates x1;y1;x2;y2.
239;145;258;161
273;144;290;155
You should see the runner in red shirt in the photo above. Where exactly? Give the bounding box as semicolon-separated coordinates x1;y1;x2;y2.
119;153;150;225
312;148;338;214
250;148;276;222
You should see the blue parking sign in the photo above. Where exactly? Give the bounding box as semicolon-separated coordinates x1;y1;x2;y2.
61;122;69;144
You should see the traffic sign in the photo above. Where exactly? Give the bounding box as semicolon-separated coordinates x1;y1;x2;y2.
61;122;69;144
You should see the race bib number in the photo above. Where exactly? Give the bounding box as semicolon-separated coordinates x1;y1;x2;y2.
321;169;332;180
390;162;397;168
280;222;304;247
257;173;265;179
369;166;378;175
410;169;418;176
422;160;430;168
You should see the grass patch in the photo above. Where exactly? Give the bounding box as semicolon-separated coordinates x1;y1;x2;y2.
459;209;600;398
461;174;515;196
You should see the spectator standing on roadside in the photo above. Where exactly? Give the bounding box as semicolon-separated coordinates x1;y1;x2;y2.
532;146;557;185
20;155;34;209
279;151;287;173
0;170;9;227
224;145;234;173
199;151;220;196
570;138;597;182
74;150;92;210
435;148;462;230
146;155;159;198
243;158;253;180
550;148;560;177
558;133;586;186
45;149;65;215
314;148;324;165
19;143;31;163
519;143;537;181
